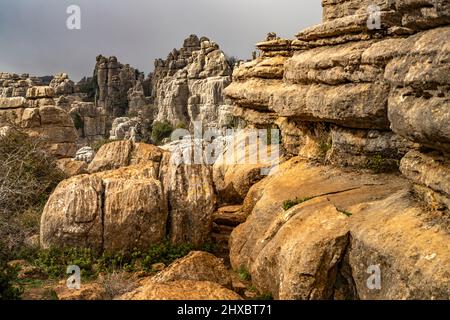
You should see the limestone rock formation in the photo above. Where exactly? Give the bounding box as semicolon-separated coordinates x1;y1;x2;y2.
229;158;450;300
152;35;235;130
0;86;78;158
109;116;148;142
0;73;43;98
94;55;145;117
159;139;217;245
56;158;88;177
213;131;281;205
41;141;218;250
49;73;75;95
152;251;232;289
40;164;168;252
118;250;237;300
74;146;96;163
68;102;107;144
223;1;450;300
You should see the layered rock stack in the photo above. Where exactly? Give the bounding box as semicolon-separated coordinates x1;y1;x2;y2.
225;0;449;170
49;73;75;96
223;0;450;300
152;35;235;130
94;55;146;117
0;86;78;158
1;73;44;98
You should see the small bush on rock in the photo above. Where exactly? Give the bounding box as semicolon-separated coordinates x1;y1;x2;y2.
151;121;174;145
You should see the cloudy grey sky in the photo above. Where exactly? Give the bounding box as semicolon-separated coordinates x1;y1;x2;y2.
0;0;322;81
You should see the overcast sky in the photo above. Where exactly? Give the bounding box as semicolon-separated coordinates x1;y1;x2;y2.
0;0;322;81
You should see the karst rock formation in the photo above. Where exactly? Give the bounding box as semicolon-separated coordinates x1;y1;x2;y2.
2;0;450;301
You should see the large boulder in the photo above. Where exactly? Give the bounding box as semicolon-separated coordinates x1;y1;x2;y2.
160;142;217;245
152;251;232;289
229;157;450;300
87;140;165;175
40;165;168;252
213;132;280;205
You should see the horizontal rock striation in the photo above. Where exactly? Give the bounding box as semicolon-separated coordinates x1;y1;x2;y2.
152;35;235;130
0;86;78;158
224;0;450;300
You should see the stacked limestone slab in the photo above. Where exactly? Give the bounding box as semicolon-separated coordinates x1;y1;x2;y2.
225;0;449;170
0;86;78;158
225;0;450;300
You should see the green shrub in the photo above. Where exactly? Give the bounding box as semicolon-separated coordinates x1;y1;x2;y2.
151;121;174;145
367;154;387;173
26;241;217;280
0;242;23;300
237;266;251;282
282;197;313;211
0;127;66;216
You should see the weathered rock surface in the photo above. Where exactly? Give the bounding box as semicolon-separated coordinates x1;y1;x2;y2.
49;73;75;96
69;102;107;144
120;280;242;300
230;157;450;300
42;140;220;249
160;143;217;245
213;132;280;205
40;164;167;252
348;190;450;300
75;146;96;163
152;251;232;289
0;93;78;158
386;26;450;153
109;116;148;142
153;35;234;130
94;55;145;117
400;150;450;211
87;140;164;175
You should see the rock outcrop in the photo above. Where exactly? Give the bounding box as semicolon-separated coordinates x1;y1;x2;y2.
120;280;241;300
94;55;146;117
0;86;78;158
49;73;75;96
223;0;450;300
41;140;218;250
120;250;240;300
229;158;450;300
40;164;168;252
152;35;235;130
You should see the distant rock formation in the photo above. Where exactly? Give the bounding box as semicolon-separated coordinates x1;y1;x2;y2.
93;55;147;117
0;85;78;158
151;35;235;130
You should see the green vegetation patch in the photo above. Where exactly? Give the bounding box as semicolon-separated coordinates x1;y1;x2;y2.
282;196;313;211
